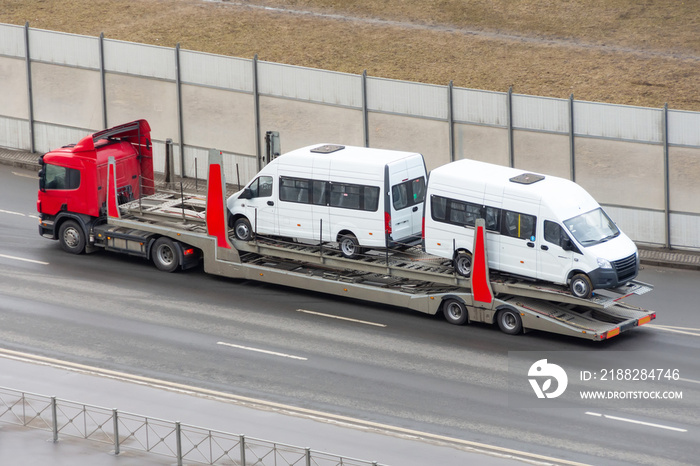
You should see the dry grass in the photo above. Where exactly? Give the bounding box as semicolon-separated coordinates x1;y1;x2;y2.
2;0;698;110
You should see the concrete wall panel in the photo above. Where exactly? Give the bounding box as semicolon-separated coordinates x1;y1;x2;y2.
513;130;571;178
259;97;364;154
574;138;664;210
31;63;102;130
105;73;178;143
368;113;449;172
181;84;255;155
669;146;700;214
453;124;509;167
0;57;29;119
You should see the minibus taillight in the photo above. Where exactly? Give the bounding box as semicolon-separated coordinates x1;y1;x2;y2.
385;212;392;235
422;216;425;239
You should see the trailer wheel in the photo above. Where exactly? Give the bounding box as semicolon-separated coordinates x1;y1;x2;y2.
497;308;523;335
454;251;472;277
234;217;253;241
442;298;468;325
339;234;362;259
152;237;180;272
58;220;86;254
570;273;593;299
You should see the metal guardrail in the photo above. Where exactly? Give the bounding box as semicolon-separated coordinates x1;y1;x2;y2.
0;387;385;466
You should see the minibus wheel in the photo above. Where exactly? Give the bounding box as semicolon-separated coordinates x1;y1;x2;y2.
339;234;362;259
234;217;253;241
442;298;468;325
570;273;593;299
497;307;522;335
454;251;472;277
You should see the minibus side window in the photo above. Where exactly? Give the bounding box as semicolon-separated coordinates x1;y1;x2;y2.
312;180;328;206
392;177;426;210
363;186;380;211
280;177;311;204
484;207;500;232
431;195;447;221
448;200;481;227
330;183;380;211
502;210;536;240
544;220;567;247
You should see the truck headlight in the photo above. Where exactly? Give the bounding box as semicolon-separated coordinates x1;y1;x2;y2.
597;257;612;269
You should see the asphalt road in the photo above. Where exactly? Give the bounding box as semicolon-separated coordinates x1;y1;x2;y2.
1;165;699;465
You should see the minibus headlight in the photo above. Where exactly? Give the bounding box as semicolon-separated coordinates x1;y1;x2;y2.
597;257;612;269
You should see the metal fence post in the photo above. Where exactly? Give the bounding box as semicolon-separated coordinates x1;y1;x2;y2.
175;43;185;179
569;93;575;182
113;409;120;455
448;80;455;162
23;22;35;153
239;435;246;465
176;421;183;466
663;103;671;249
507;86;514;168
362;70;369;148
99;32;107;129
305;447;311;466
51;396;58;443
253;55;262;171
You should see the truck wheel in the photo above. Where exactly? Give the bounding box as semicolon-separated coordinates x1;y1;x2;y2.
58;220;86;254
454;251;472;277
442;298;468;325
234;217;253;241
152;237;180;272
497;308;523;335
570;273;593;299
339;234;362;259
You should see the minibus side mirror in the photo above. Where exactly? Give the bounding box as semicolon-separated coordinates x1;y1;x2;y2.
239;188;253;200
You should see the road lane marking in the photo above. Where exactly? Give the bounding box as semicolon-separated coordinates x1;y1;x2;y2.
648;324;700;337
296;309;386;327
585;412;687;432
12;171;38;179
0;348;591;466
217;341;307;360
679;378;700;385
0;253;49;265
0;209;39;219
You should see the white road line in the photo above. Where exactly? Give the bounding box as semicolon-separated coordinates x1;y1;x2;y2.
217;341;307;360
679;378;700;385
0;253;49;265
296;309;386;327
650;324;700;332
0;209;26;216
647;325;700;337
585;412;687;432
12;171;38;179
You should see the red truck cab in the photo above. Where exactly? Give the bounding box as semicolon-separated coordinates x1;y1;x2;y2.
38;120;154;248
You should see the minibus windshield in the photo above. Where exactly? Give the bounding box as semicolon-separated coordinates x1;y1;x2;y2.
564;208;620;247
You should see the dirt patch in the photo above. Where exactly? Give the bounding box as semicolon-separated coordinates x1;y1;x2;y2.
1;0;698;110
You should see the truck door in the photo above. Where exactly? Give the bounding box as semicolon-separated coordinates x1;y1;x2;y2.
537;219;575;285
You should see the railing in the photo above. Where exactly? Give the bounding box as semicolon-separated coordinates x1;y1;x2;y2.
0;387;384;466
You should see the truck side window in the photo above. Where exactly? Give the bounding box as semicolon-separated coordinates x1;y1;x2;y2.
44;164;80;190
502;210;536;240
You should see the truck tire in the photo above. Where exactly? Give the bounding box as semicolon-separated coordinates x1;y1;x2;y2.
497;308;523;335
234;217;253;241
339;234;362;259
454;251;472;277
152;237;180;272
58;220;86;254
570;273;593;299
442;298;468;325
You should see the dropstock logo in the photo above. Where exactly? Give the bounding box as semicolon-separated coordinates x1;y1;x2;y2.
528;359;568;399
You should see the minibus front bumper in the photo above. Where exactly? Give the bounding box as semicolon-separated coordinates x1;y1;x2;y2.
587;253;640;290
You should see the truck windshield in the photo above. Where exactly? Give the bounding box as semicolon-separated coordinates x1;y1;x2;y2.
564;208;620;247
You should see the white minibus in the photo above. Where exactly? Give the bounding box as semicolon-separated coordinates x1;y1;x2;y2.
227;144;427;258
423;159;639;298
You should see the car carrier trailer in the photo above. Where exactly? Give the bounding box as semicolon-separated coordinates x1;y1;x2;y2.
37;121;655;341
